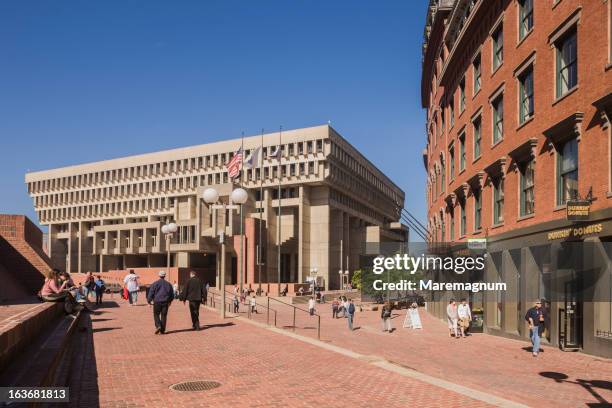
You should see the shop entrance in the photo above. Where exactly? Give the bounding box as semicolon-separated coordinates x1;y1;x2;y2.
559;279;582;350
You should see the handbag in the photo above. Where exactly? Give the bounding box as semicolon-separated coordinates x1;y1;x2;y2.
122;287;129;300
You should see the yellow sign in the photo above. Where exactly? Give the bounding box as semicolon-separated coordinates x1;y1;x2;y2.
547;223;603;240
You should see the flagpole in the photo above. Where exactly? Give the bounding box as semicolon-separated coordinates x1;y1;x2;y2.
258;128;264;294
239;131;244;294
277;126;282;296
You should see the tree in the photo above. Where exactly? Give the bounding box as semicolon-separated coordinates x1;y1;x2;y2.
351;269;362;290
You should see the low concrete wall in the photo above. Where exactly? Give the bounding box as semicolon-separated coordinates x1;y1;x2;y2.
0;302;63;372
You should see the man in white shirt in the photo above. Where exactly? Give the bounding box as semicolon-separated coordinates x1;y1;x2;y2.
457;298;472;338
308;297;315;316
123;270;140;305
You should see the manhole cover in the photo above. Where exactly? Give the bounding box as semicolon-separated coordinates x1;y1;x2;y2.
170;380;221;392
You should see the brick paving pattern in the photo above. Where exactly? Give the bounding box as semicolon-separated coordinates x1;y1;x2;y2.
306;301;612;408
73;299;493;408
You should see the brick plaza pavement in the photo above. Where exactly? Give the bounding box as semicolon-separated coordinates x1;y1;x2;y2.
301;301;612;408
69;299;499;408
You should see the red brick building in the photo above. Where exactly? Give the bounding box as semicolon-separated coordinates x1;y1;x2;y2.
421;0;612;357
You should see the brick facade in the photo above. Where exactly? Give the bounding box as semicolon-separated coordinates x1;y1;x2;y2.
0;215;52;300
423;0;612;245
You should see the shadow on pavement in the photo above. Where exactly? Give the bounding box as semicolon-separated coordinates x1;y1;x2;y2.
540;371;610;406
92;327;122;333
67;312;100;406
202;322;235;329
522;346;545;353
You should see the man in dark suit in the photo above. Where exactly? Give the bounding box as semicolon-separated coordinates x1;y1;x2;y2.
180;270;207;330
147;270;174;334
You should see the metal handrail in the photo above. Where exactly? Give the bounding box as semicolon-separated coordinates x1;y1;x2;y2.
268;296;321;339
206;289;278;327
224;289;278;326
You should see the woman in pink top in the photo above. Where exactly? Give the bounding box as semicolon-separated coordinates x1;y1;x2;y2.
40;270;66;298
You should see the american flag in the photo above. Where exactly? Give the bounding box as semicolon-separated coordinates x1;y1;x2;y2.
226;148;243;179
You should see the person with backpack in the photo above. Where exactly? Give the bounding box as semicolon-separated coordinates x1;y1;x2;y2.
94;275;106;305
347;298;356;331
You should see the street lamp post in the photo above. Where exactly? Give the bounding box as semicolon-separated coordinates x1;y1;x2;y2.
310;268;318;299
202;187;248;318
339;270;349;290
161;222;178;268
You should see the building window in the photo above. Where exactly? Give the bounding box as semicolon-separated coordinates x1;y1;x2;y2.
519;0;533;40
493;177;504;224
519;67;534;123
440;157;446;193
460;199;466;236
459;78;466;112
459;133;466;171
473;54;481;94
449;96;455;128
474;188;482;231
557;138;578;205
441;214;446;242
450;208;455;240
556;30;577;98
520;159;535;216
449;146;455;179
492;25;504;70
473;117;482;159
492;95;504;143
441;106;445;134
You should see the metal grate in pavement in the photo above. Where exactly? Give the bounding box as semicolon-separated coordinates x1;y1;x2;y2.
169;380;221;392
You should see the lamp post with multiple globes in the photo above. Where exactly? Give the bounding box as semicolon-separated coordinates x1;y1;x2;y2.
202;187;248;318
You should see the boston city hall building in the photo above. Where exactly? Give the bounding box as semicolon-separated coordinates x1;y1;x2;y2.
25;125;406;291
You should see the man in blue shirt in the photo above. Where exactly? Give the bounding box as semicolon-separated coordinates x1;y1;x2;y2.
347;298;356;331
147;270;174;334
525;299;547;357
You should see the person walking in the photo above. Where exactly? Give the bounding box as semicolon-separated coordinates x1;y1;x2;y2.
173;280;180;299
347;298;356;331
447;299;459;338
94;275;106;305
147;271;174;334
308;297;315;316
233;294;240;313
179;271;206;331
381;302;393;332
123;270;140;306
525;299;548;357
457;298;472;338
332;298;339;319
83;272;95;301
250;295;257;314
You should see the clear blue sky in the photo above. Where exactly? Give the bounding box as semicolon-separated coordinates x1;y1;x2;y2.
0;0;428;231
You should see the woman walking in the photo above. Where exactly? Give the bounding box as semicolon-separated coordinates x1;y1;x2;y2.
381;302;393;332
